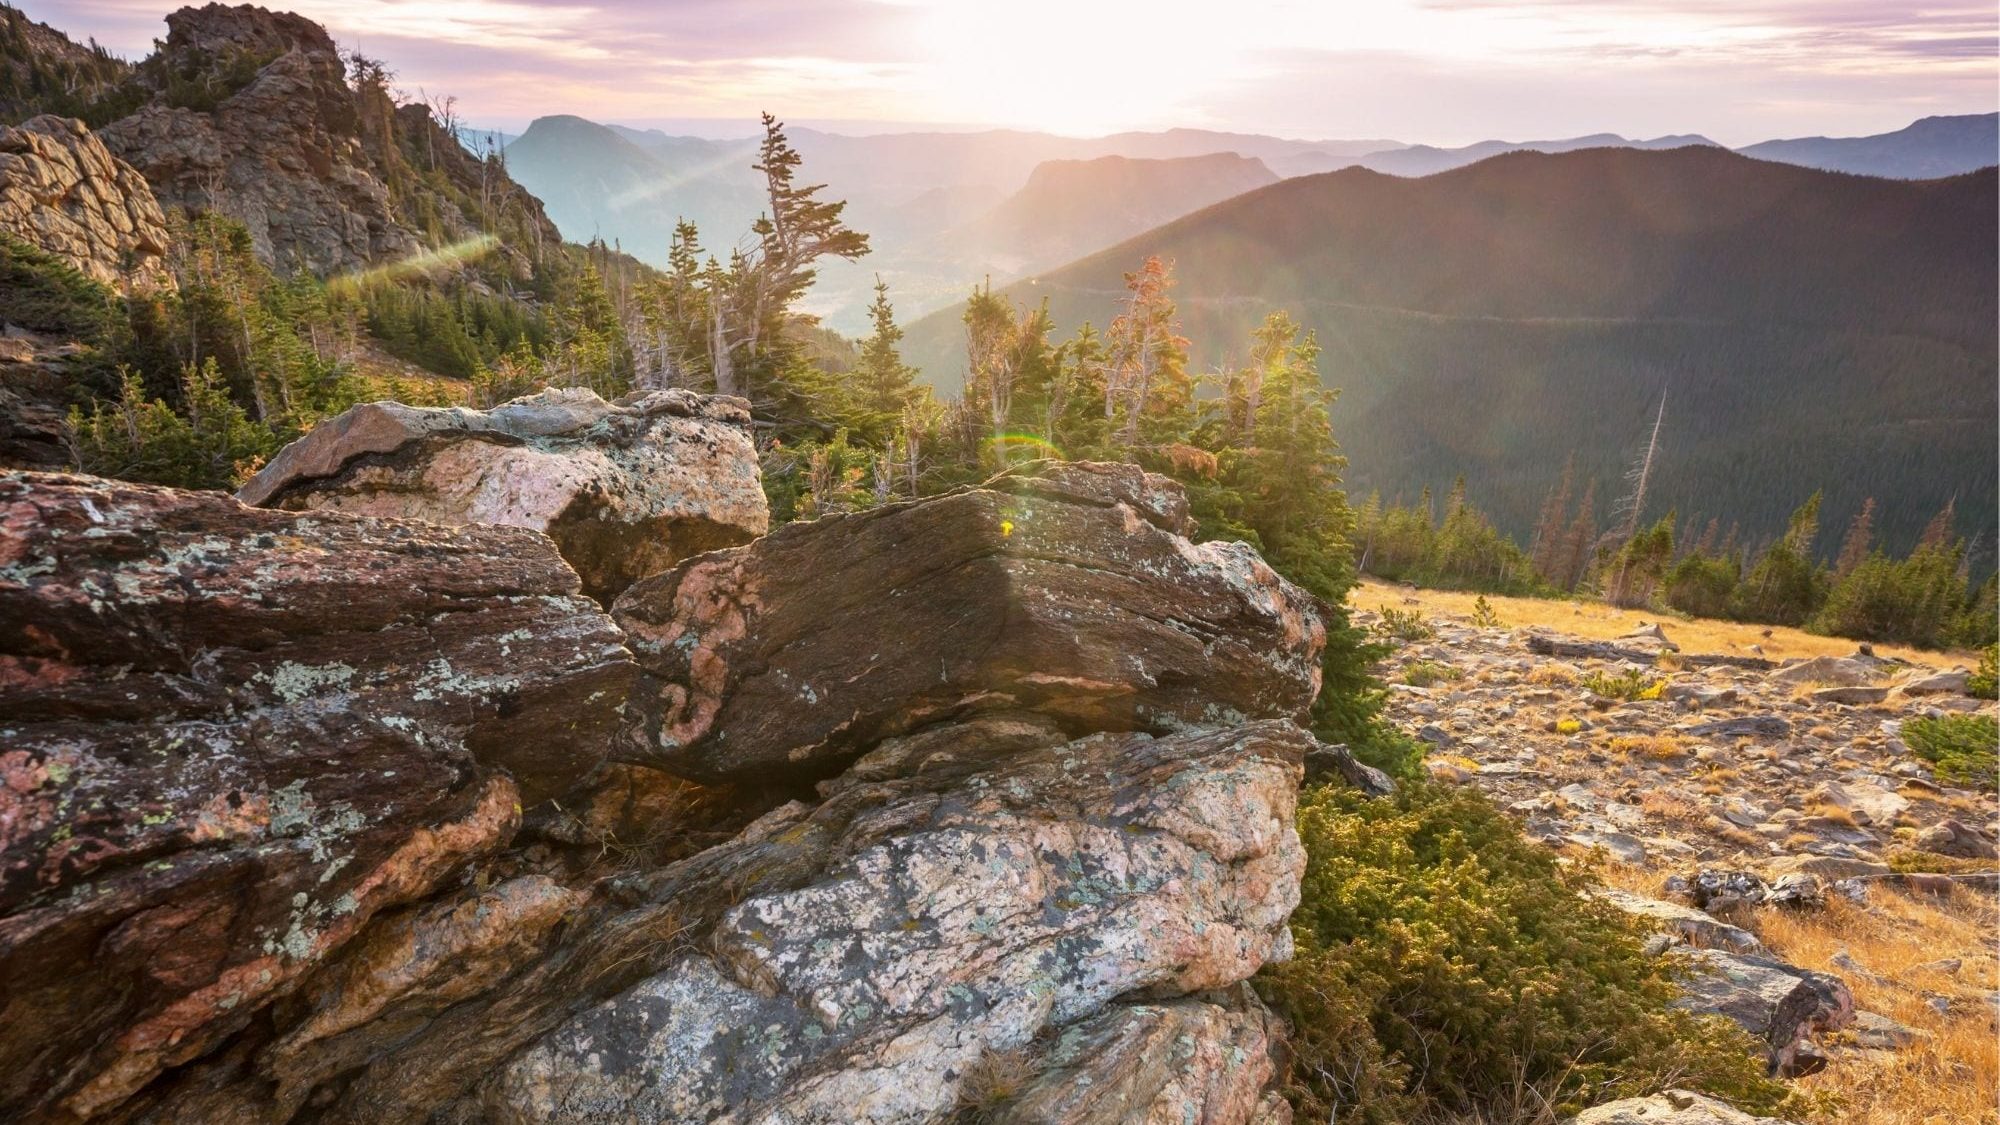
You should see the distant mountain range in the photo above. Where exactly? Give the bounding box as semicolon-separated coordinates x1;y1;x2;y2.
500;112;1997;333
1737;114;1999;180
903;146;1997;556
1354;133;1720;177
949;153;1278;277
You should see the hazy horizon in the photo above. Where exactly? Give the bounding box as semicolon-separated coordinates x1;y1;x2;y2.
24;0;1997;148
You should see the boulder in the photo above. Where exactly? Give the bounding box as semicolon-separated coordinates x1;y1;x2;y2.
0;115;171;290
0;471;634;1121
1671;948;1855;1076
1593;889;1765;954
614;462;1326;783
1898;669;1969;696
1768;655;1882;688
1569;1089;1802;1124
239;387;768;603
1914;818;1999;859
390;721;1304;1124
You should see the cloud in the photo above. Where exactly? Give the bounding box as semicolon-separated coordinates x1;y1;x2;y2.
15;0;1995;143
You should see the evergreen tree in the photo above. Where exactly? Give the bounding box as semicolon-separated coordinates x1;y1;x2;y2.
850;277;918;444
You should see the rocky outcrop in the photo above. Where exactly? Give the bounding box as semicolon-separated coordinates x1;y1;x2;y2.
1568;1089;1802;1125
0;471;634;1121
0;115;170;290
3;460;1334;1123
1671;948;1856;1076
97;5;422;276
465;722;1306;1124
615;461;1327;782
238;387;769;604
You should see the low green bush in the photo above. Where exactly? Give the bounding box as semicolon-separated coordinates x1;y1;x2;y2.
1256;780;1791;1124
1374;607;1435;643
1968;644;1997;700
1581;668;1663;701
1902;713;1997;792
1401;661;1463;687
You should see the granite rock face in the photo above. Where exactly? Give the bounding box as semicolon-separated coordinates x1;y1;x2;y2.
0;471;632;1121
0;115;171;291
469;721;1307;1124
239;387;769;604
615;461;1327;782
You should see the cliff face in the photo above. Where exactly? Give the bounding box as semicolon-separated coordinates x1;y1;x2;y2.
0;448;1341;1124
0;114;171;291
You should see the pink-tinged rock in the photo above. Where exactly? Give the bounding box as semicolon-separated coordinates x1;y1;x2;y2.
239;387;768;604
0;471;632;1121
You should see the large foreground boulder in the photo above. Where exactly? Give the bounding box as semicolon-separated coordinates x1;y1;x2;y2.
0;472;633;1121
615;461;1327;782
459;721;1307;1124
238;388;768;603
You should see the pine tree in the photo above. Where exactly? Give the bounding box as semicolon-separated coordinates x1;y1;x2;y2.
1530;456;1574;580
850;276;917;445
1833;498;1876;579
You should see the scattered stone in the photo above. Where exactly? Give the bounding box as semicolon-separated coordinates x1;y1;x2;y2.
1914;819;1999;860
1811;684;1891;706
240;387;768;603
1672;948;1856;1077
1593;889;1766;954
1847;1010;1927;1051
1684;715;1791;738
1899;669;1970;696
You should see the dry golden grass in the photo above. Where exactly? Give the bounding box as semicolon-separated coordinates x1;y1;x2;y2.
1759;888;2000;1125
1592;863;2000;1125
1354;580;1960;667
1608;734;1687;761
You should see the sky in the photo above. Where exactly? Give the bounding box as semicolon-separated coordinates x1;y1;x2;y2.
23;0;1999;145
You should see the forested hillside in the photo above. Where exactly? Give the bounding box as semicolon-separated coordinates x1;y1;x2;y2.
1739;113;1999;180
905;146;1998;557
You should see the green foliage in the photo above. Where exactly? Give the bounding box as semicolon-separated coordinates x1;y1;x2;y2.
1470;594;1499;628
0;7;144;125
1257;780;1791;1123
1969;644;1997;700
1664;550;1739;619
1581;668;1663;701
0;233;123;344
1373;607;1435;643
67;362;276;490
1401;661;1462;687
1902;714;1997;792
1356;480;1545;595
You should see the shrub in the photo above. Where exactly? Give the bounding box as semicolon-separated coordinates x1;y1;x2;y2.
1374;607;1435;643
1901;714;1997;793
1470;593;1500;628
1401;661;1463;687
1968;644;1997;700
1555;717;1583;735
1256;780;1791;1123
1581;668;1663;701
66;362;276;490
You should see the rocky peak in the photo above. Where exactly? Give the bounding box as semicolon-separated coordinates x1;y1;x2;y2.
160;2;336;62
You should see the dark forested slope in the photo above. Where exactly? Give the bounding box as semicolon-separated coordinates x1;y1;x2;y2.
906;146;1998;553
